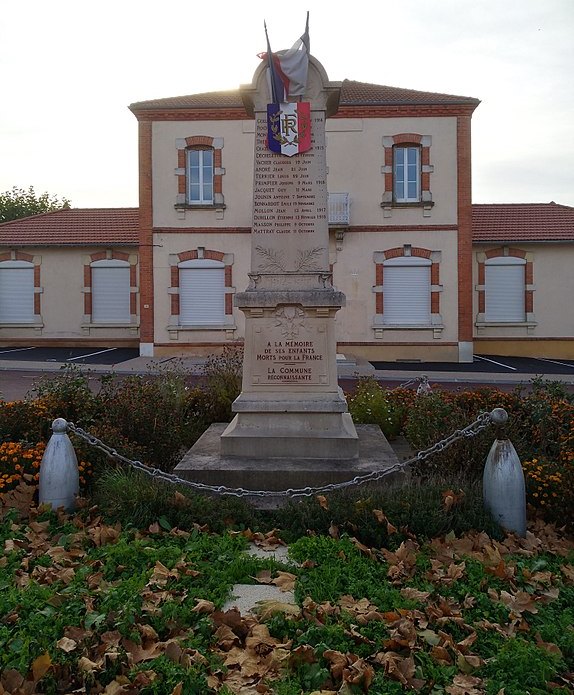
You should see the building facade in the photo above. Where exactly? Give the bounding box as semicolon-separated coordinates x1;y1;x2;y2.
1;70;573;360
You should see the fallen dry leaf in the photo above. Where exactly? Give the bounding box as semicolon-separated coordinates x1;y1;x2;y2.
252;599;300;620
445;673;485;694
192;598;215;614
316;495;329;510
32;652;51;681
56;636;77;652
272;571;297;592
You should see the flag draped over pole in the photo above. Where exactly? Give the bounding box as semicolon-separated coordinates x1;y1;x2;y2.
260;13;310;104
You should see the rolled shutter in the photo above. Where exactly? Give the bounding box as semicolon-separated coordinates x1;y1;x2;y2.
485;258;525;322
92;261;131;323
383;257;431;325
179;260;225;325
0;262;34;323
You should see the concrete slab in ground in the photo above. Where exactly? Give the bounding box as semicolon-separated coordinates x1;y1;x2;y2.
223;583;296;615
246;544;292;564
222;543;298;614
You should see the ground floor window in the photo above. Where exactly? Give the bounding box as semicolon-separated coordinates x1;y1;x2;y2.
91;259;131;323
0;260;35;323
484;256;526;322
382;256;431;325
178;259;225;325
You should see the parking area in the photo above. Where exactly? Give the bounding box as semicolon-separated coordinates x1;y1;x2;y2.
371;354;574;375
0;346;139;365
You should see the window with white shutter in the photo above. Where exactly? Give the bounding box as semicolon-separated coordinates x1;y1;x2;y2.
0;261;35;323
91;259;131;324
383;256;431;325
178;259;225;325
484;256;526;322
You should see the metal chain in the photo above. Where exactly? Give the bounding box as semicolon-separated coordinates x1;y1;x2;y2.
66;408;501;500
396;374;432;392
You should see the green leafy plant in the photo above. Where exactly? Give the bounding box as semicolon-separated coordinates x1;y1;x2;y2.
201;345;243;422
347;376;404;439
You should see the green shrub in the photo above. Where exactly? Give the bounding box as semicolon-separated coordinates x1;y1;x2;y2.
93;467;259;533
0;400;51;443
201;345;243;422
347;377;404;439
96;372;197;472
29;363;101;426
403;387;531;478
273;475;502;545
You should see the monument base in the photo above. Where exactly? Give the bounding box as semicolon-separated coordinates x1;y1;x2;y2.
220;389;358;459
175;423;406;508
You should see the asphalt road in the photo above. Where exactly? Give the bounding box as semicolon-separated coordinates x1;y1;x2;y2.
0;346;139;365
2;347;574;401
371;354;574;375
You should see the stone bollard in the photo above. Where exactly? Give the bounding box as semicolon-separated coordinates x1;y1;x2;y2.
39;418;79;511
483;408;526;537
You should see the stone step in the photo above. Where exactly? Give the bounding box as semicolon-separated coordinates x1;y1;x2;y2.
175;423;410;509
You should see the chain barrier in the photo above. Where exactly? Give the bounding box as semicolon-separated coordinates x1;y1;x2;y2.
66;408;505;500
388;374;433;394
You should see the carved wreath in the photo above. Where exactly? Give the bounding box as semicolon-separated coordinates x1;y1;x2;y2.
255;246;324;273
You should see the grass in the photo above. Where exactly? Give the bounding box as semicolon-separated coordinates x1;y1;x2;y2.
0;487;572;694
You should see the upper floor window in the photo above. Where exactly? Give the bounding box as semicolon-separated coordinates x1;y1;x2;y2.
484;256;526;322
0;260;34;323
394;146;420;203
187;148;214;205
175;136;224;210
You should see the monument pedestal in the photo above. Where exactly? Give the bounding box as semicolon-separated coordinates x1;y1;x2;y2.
220;286;359;459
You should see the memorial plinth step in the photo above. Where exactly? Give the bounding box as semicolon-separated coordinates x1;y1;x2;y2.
175;423;405;508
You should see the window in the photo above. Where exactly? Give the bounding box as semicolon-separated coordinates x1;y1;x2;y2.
383;256;431;325
394;146;420;202
175;136;224;210
178;259;225;325
91;259;131;323
0;260;34;323
484;256;526;322
186;148;214;205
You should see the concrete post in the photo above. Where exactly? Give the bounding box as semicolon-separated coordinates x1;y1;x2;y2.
483;436;527;537
39;418;79;511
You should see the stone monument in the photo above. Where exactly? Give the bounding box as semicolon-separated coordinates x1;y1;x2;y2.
175;34;400;496
219;52;358;460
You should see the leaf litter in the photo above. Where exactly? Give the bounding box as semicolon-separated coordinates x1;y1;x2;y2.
0;483;572;693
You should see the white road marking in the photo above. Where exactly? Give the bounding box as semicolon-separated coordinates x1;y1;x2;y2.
66;348;118;361
0;346;35;355
473;354;517;371
535;357;574;370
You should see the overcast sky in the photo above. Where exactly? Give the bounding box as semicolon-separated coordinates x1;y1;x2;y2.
1;0;573;209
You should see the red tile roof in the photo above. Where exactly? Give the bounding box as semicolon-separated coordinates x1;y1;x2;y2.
129;79;479;111
339;80;479;106
472;203;574;243
2;204;572;247
0;208;139;246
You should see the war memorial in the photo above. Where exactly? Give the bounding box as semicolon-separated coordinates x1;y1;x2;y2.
175;24;400;495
